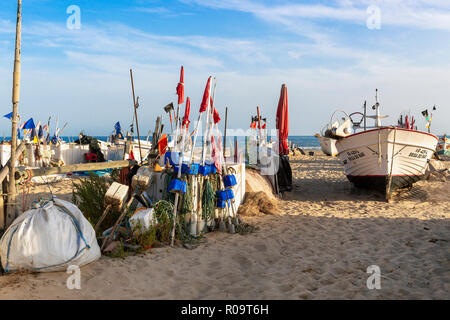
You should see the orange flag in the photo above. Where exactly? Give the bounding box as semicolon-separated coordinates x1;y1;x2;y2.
158;134;168;155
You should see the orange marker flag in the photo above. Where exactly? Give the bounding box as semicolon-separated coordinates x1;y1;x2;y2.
158;134;168;155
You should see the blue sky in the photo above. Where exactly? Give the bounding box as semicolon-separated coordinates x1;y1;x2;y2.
0;0;449;136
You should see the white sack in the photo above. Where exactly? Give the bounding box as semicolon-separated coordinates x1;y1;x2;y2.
130;208;157;233
0;198;100;273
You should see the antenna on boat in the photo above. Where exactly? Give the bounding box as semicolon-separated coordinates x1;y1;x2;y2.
363;100;367;131
372;88;381;127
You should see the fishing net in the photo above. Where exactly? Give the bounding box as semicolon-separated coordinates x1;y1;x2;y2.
74;134;105;162
182;175;194;215
202;178;215;222
237;191;279;216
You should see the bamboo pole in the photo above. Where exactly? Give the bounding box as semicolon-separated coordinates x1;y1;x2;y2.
170;123;187;247
223;107;228;157
0;178;4;231
188;113;203;163
130;69;143;164
6;0;22;227
201;79;214;165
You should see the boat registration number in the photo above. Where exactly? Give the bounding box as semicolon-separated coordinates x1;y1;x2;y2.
408;148;428;159
346;150;366;161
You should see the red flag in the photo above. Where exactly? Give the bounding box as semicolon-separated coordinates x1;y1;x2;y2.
128;149;135;160
405;115;410;130
176;66;184;105
211;136;222;174
218;135;223;153
213;108;221;124
250;122;257;129
262;123;266;129
158;134;168;155
199;76;212;113
182;97;191;129
276;84;289;156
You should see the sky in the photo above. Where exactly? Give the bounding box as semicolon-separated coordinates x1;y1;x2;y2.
0;0;449;136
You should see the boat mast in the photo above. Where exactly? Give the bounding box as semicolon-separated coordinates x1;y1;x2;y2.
7;0;22;226
375;88;381;127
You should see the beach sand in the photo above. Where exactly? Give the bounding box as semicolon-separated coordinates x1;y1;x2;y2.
0;154;448;300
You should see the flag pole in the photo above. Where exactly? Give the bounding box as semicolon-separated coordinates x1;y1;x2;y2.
170;121;187;247
257;106;262;145
130;69;143;164
6;0;22;227
223;107;228;157
201;80;213;165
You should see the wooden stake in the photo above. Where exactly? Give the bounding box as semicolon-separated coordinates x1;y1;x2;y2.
223;107;228;157
0;166;5;231
257;106;262;144
6;0;22;227
94;204;112;234
130;69;143;164
170;124;187;247
0;141;25;185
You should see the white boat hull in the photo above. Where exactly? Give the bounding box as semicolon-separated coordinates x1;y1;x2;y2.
318;136;338;156
335;127;438;199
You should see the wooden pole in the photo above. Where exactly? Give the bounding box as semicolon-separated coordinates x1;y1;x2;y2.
170;123;187;247
223;107;228;157
188;113;202;163
0;141;25;185
94;204;112;234
201;78;215;165
257;106;262;144
234;136;238;163
130;69;143;164
6;0;22;227
0;175;4;231
15;160;136;179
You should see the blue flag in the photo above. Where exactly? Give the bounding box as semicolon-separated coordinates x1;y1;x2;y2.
3;112;13;119
23;118;36;130
38;125;44;139
114;122;121;135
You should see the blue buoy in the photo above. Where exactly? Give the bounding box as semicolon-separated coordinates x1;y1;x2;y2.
168;179;187;194
223;174;237;188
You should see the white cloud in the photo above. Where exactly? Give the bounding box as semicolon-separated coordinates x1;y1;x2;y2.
0;2;449;135
183;0;450;31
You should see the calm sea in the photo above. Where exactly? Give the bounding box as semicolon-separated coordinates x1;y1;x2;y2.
57;135;321;150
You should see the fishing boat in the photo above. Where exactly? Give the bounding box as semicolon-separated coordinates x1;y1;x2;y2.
317;136;338;157
436;134;449;156
316;110;358;157
328;90;439;201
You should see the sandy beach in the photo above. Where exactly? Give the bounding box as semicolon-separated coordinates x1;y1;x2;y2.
0;153;448;300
